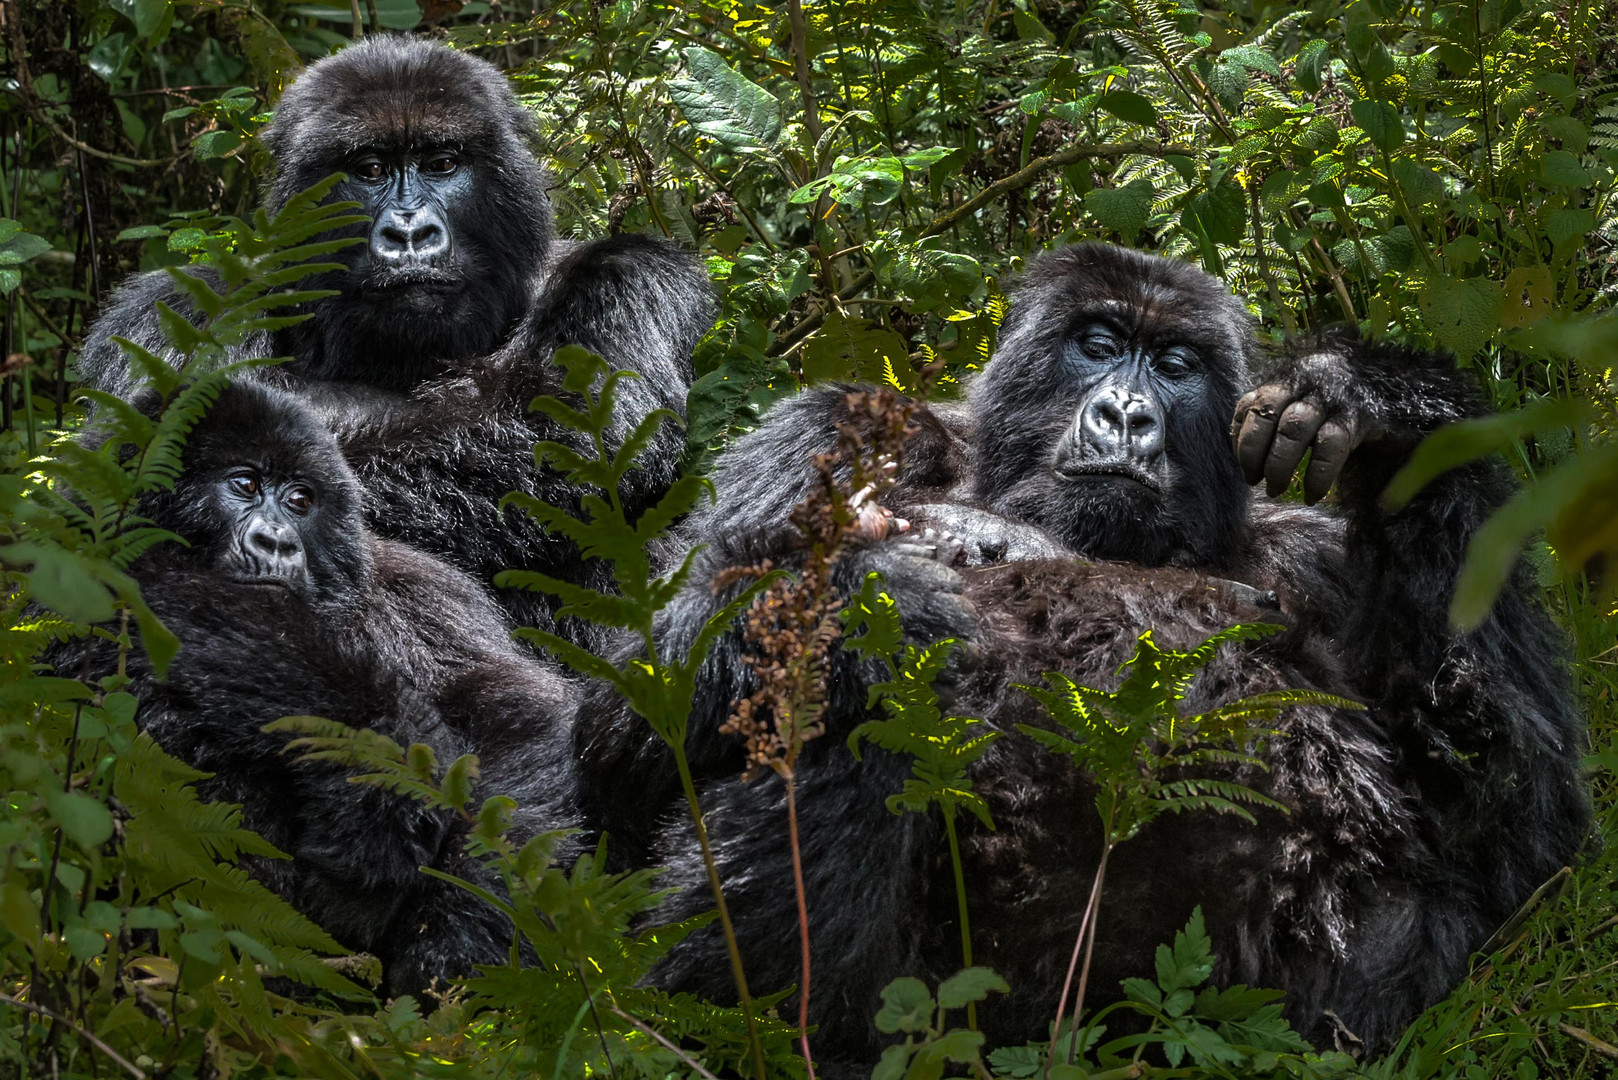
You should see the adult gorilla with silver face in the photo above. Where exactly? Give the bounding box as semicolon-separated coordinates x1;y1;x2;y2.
575;244;1590;1063
78;38;713;643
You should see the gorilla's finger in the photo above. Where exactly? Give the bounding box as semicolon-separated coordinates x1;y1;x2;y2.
1303;420;1356;504
1230;390;1259;446
1235;385;1294;485
1264;400;1326;497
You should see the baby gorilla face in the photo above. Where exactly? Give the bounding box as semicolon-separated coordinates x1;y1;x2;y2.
143;383;375;620
211;466;318;596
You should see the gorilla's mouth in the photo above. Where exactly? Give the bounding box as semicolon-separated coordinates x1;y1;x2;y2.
1053;461;1164;492
360;265;461;292
229;575;299;592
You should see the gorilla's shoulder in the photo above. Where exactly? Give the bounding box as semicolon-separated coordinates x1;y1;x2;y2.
538;234;714;315
78;266;235;397
367;538;513;635
680;385;971;554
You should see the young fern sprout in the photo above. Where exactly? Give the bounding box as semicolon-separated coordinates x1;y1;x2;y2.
494;343;781;1079
843;575;1001;1035
1017;623;1364;1075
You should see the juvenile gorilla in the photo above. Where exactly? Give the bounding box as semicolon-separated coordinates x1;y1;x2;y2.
64;383;578;995
576;244;1589;1060
77;38;712;643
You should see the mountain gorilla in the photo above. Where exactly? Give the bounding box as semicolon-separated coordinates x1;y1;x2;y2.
574;244;1589;1060
76;38;712;644
62;382;579;996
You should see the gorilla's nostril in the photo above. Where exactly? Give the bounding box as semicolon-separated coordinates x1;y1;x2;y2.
376;213;448;258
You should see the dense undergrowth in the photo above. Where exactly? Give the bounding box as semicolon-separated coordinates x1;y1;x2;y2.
2;0;1617;1077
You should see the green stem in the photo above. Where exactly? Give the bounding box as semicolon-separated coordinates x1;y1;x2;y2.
942;807;977;1032
672;744;767;1079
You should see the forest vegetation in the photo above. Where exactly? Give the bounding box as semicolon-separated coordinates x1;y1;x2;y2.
1;0;1616;1077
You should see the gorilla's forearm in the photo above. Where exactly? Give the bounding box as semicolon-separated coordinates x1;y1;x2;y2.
1279;339;1554;697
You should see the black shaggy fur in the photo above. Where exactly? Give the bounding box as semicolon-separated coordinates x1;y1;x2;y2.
59;384;580;996
75;37;713;644
574;244;1590;1064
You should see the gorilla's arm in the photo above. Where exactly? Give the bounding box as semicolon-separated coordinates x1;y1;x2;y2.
1232;336;1587;914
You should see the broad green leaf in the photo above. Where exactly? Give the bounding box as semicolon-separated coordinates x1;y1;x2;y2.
1546;207;1595;249
1097;90;1156;126
193;130;242;160
936;967;1009;1009
116;224;170;242
0;229;51;266
669;46;781;151
874;976;934;1034
1293;39;1330;92
1085;177;1154;237
1419;275;1500;360
1181;179;1246;246
44;789;115;849
110;0;170;38
1351;99;1404;152
1391;156;1444;204
1223;45;1281;76
1540;150;1592;188
1206;59;1248;114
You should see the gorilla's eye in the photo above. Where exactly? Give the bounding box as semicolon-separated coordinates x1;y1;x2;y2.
352;157;387;181
423;154;459;175
228;474;261;499
1155;348;1198;376
1079;328;1121;358
283;486;314;515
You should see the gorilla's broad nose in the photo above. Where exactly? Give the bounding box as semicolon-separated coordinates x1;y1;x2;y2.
1080;385;1164;459
374;208;449;260
245;519;304;567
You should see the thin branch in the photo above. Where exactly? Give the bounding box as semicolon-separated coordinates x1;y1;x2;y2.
0;994;148;1080
609;1008;724;1080
1559;1022;1618;1062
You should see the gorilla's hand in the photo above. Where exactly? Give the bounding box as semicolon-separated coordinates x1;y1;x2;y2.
1230;348;1387;505
910;503;1070;565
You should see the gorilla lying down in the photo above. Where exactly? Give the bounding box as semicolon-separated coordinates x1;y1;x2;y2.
61;383;578;997
77;37;712;647
576;243;1591;1061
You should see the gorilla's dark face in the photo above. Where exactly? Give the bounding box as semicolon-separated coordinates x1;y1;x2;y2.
973;244;1253;568
260;38;554;390
147;384;373;618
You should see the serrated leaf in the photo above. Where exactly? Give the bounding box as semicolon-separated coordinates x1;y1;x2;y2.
1294;40;1331;91
1224;44;1282;76
1540;150;1591;188
1085;177;1154;237
1351;99;1404;152
1418;275;1500;360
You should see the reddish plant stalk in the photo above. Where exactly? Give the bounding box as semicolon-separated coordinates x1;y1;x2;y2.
1045;802;1117;1077
786;767;818;1080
